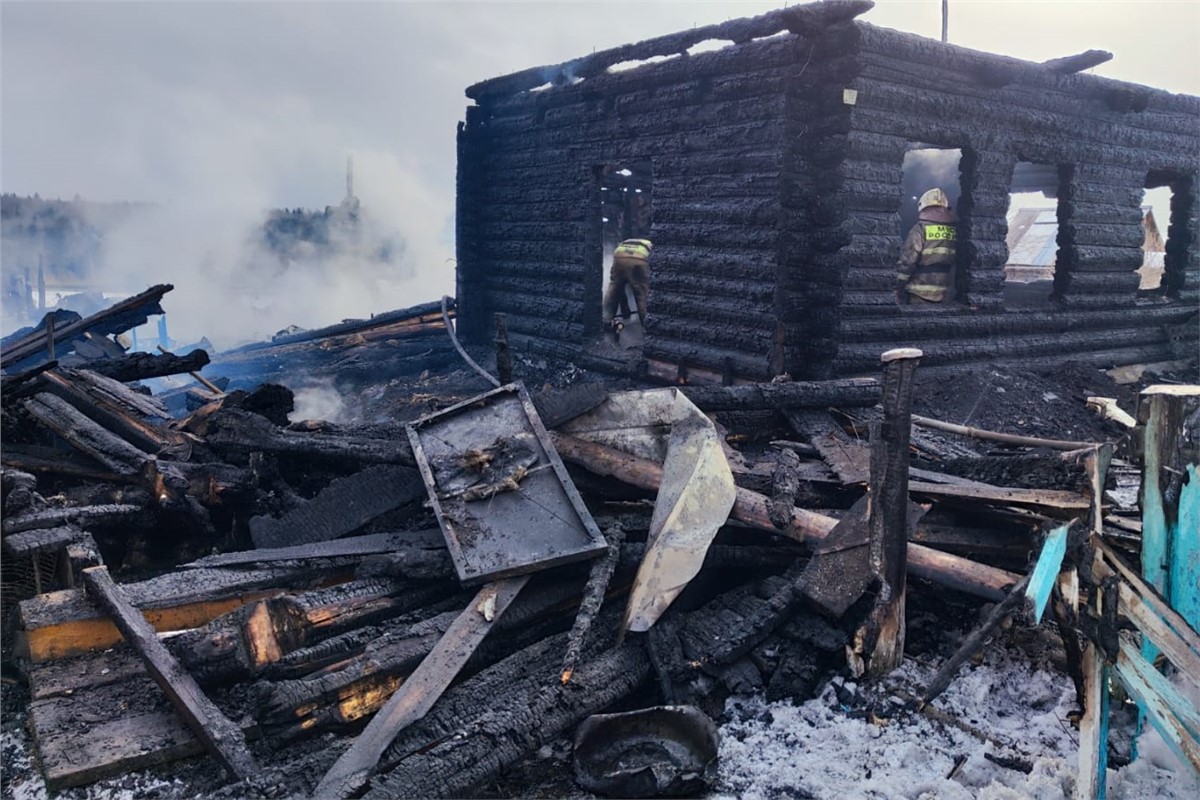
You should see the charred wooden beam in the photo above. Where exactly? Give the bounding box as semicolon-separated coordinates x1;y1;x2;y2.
314;575;530;799
40;369;187;457
1042;49;1113;74
551;431;1021;601
680;377;882;411
220;299;450;355
186;529;446;570
21;393;151;475
1;284;172;371
561;523;625;684
82;566;258;782
82;348;211;382
465;0;873;101
249;464;425;549
205;408;415;465
2;503;148;536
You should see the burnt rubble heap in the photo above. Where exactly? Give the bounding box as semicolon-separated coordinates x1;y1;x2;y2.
1;278;1198;798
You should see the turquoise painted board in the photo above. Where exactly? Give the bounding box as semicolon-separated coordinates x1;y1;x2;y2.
1170;464;1200;635
1025;524;1068;624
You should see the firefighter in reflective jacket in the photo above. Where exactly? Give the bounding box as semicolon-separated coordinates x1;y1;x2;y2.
896;188;957;304
604;238;652;329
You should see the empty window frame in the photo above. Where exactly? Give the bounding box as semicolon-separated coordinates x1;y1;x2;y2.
898;146;964;304
1003;161;1073;309
1143;169;1194;296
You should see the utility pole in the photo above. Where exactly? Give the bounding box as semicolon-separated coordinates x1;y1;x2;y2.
942;0;949;43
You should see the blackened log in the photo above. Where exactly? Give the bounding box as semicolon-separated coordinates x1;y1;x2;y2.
40;369;185;457
680;377;882;411
2;524;82;557
82;566;258;781
21;393;151;475
0;359;57;399
365;640;650;800
1;285;172;371
2;503;148;536
768;448;804;531
82;349;211;382
561;524;625;684
551;432;1020;601
1;466;41;515
221;300;449;355
205;407;415;465
166;578;428;685
248;464;425;549
465;1;870;100
1041;50;1113;74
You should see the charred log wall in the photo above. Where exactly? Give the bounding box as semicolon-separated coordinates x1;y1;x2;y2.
819;23;1200;376
457;7;1199;380
457;21;830;380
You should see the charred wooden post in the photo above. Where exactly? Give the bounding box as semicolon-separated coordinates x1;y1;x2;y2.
81;566;258;782
314;575;530;800
852;348;920;681
493;312;513;385
45;315;56;360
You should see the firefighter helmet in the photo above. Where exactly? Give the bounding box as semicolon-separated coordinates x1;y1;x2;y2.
918;188;950;211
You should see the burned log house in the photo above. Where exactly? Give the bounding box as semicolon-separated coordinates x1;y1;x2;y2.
455;0;1200;384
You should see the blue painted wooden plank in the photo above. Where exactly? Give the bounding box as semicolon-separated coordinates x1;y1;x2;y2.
1025;523;1068;624
1170;464;1200;636
1115;638;1200;775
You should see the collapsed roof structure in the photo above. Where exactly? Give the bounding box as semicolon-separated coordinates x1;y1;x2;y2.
455;0;1199;382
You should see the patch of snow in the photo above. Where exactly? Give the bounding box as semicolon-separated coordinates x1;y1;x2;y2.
717;642;1200;800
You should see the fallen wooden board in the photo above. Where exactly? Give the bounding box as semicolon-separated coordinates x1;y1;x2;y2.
187;528;445;569
907;480;1091;511
28;655;256;790
82;566;258;781
248;464;426;549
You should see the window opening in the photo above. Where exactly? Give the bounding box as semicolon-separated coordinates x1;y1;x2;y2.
898;146;963;305
596;161;653;348
1003;161;1071;309
1143;170;1192;295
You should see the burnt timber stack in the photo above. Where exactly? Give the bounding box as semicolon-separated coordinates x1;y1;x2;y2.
455;0;1199;381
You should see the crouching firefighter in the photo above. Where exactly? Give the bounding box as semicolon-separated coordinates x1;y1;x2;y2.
896;188;957;305
604;238;652;331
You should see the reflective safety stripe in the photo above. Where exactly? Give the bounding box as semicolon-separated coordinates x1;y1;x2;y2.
907;283;949;300
895;273;910;281
921;246;955;258
923;224;956;241
615;241;651;260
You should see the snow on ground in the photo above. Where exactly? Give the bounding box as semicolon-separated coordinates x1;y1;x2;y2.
717;643;1200;800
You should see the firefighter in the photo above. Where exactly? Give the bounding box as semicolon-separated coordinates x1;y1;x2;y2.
896;188;958;305
604;238;652;331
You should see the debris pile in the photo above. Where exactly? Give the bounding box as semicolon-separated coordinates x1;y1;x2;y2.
1;288;1197;799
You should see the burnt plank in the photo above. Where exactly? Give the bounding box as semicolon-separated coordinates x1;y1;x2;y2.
249;465;425;549
81;566;258;781
81;348;211;382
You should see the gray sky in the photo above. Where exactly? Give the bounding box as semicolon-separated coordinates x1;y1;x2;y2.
2;0;1197;342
